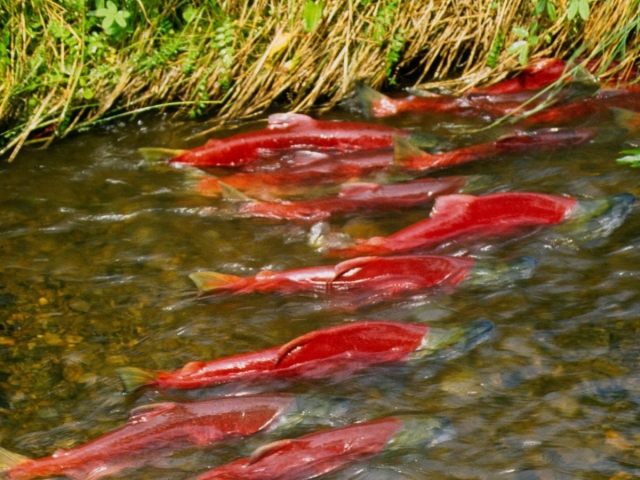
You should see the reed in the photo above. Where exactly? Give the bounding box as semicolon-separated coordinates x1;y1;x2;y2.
0;0;638;162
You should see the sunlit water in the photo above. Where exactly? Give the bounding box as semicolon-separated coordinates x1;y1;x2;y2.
1;97;640;480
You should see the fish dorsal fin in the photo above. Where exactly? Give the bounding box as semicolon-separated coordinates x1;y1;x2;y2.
393;134;427;165
338;182;379;197
138;147;187;162
189;271;243;293
247;439;294;465
128;402;177;424
430;194;475;218
332;256;377;280
267;113;315;130
355;81;389;118
218;181;253;201
0;446;31;470
204;138;222;147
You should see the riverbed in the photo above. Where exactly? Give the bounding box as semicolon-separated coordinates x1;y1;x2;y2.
1;92;640;479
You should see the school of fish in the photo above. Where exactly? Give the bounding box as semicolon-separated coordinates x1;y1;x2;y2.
1;57;638;480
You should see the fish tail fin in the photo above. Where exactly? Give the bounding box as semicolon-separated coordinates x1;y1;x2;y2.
189;271;243;293
218;181;253;201
355;81;388;118
393;134;427;166
138;147;188;162
115;367;159;394
0;446;31;470
611;107;640;132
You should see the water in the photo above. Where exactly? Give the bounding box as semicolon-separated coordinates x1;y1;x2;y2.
0;99;639;480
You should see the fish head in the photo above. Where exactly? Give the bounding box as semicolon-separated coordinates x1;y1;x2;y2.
412;319;494;361
386;415;455;450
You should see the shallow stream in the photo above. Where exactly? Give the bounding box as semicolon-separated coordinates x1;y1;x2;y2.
1;93;640;479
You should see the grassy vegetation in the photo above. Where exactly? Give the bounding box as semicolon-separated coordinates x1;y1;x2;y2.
0;0;638;162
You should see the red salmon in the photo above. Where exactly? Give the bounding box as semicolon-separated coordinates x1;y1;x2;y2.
196;415;452;480
216;176;469;221
320;192;579;257
116;320;494;393
170;113;409;168
0;395;298;480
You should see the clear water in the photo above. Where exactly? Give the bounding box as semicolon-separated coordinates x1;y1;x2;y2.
1;100;639;480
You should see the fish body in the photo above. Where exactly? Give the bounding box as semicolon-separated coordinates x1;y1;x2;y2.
190;254;475;297
197;415;452;480
473;58;569;94
170;113;408;168
116;319;494;393
522;89;640;127
194;147;398;198
321;192;579;257
398;127;597;171
0;395;298;480
222;177;469;221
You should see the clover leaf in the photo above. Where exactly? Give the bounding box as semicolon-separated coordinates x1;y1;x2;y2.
93;0;131;37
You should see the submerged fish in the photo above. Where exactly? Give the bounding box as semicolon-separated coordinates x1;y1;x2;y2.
168;113;411;168
214;176;470;222
315;192;635;258
196;415;453;480
116;319;494;393
189;255;536;305
395;128;597;171
0;394;333;480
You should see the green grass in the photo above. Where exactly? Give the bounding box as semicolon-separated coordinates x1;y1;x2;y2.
0;0;638;161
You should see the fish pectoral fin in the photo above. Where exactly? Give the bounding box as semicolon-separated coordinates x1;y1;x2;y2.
128;402;178;424
247;439;294;465
138;147;187;162
218;181;254;201
189;271;243;293
0;446;31;470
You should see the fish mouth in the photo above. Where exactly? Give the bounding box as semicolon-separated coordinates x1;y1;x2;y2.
412;319;494;361
563;193;635;243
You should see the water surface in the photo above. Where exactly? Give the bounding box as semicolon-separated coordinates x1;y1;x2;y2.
1;100;639;479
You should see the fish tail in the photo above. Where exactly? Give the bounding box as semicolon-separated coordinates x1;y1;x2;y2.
611;107;640;132
138;147;188;162
0;446;31;471
355;81;388;118
189;271;244;293
115;367;159;394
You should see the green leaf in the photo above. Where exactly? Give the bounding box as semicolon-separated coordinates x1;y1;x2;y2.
534;0;546;16
507;40;527;54
578;0;590;21
528;35;539;45
547;1;557;20
512;26;529;37
183;5;197;23
518;43;529;65
303;1;324;33
567;0;579;20
617;148;640;167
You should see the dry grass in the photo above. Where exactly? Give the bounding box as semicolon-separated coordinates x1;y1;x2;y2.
0;0;638;161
